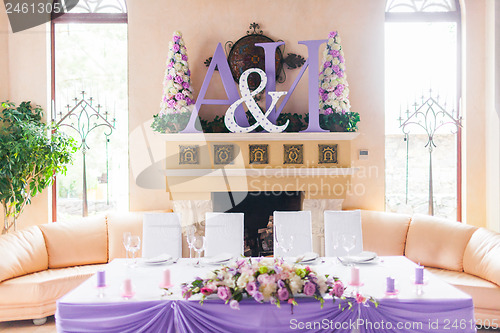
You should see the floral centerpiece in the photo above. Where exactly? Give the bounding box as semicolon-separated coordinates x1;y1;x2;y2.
151;31;195;133
318;31;360;132
181;258;375;311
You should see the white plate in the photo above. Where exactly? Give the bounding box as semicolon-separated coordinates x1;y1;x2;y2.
295;252;319;264
143;254;172;264
338;251;377;264
202;253;233;265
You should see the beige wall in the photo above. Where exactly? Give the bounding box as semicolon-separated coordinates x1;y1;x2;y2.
0;16;50;230
462;0;488;228
127;0;386;212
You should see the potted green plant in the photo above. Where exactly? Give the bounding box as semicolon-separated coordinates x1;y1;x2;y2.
0;101;77;234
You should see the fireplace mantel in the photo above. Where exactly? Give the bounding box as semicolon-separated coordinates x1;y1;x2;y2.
160;132;359;142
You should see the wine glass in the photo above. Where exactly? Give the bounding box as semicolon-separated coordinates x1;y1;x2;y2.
341;234;356;265
193;235;206;267
332;232;341;263
274;225;294;256
123;232;131;259
186;225;196;259
126;235;141;267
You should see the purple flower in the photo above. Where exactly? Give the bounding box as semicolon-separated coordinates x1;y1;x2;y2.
186;97;193;105
166;100;176;108
217;286;230;301
253;291;264;303
277;288;289;301
165;74;173;81
175;76;183;84
173;35;181;42
330;49;340;57
325;107;333;115
187;69;191;76
175;93;185;100
182;82;190;89
246;281;257;296
330;281;345;298
323;61;332;68
332;65;340;74
163;96;167;102
172;44;180;52
339;55;344;63
338;72;344;78
328;31;337;39
319;88;325;95
167;62;174;68
322;93;328;101
181;54;188;61
303;281;316;296
201;286;214;296
229;300;240;310
277;280;285;289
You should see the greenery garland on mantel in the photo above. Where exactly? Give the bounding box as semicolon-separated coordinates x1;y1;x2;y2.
151;110;360;134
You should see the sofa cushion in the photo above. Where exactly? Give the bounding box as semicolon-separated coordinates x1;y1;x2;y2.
0;264;105;321
463;228;500;286
426;267;500;311
38;215;108;269
0;226;48;283
361;210;411;256
107;211;144;260
405;214;476;272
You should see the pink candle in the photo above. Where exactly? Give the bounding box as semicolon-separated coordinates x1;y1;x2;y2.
96;270;106;288
123;278;133;295
415;266;424;284
162;269;172;288
351;266;360;285
386;276;395;293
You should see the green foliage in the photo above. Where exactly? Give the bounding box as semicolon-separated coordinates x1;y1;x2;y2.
150;109;360;133
0;101;77;233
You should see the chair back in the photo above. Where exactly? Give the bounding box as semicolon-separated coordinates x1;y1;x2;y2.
205;212;244;257
142;213;182;258
324;210;363;257
273;211;312;257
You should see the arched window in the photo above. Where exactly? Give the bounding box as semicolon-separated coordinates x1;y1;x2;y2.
384;0;462;220
50;0;128;221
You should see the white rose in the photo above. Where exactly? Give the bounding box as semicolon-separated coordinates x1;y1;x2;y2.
325;54;333;62
174;63;182;71
327;39;334;46
169;87;178;95
332;58;340;66
339;63;345;70
178;39;185;46
174;54;182;62
324;67;333;76
321;82;330;90
335;36;342;43
332;100;340;108
332;44;340;51
344;87;350;96
174;31;182;37
174;83;182;90
319;100;324;108
167;51;174;59
180;48;186;55
319;74;325;81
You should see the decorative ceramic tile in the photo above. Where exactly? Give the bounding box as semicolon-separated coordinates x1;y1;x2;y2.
318;144;338;164
283;144;303;164
179;145;199;164
214;144;234;165
249;144;269;164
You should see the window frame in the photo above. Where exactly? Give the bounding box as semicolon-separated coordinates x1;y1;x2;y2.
385;0;463;221
50;0;128;221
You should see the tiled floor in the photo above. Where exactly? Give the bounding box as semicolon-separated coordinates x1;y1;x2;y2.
0;317;497;332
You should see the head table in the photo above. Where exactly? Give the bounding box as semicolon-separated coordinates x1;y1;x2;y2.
56;256;476;333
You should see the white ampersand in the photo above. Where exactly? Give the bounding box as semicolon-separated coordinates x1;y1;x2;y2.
225;68;289;133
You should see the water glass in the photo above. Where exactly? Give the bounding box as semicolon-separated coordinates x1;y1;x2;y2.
186;225;196;259
341;234;356;264
123;232;131;259
193;235;206;267
126;235;141;267
274;225;294;256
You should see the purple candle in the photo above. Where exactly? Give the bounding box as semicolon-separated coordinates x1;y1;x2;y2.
415;266;424;284
386;276;395;293
97;270;106;288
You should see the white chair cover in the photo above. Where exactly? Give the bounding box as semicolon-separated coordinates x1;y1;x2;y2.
205;212;244;257
324;210;363;257
273;211;312;257
142;213;182;258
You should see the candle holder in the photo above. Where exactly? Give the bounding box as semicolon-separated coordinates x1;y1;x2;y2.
95;270;107;298
121;278;135;299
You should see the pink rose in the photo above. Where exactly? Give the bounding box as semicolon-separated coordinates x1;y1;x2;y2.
356;293;367;304
246;281;257;296
172;44;180;52
201;286;214;296
330;281;344;298
277;287;289;301
217;286;230;301
175;93;185;100
173;35;181;42
181;54;188;61
175;76;183;84
288;298;295;304
182;82;190;89
328;31;337;39
330;49;340;57
303;281;316;296
324;61;332;68
229;300;240;310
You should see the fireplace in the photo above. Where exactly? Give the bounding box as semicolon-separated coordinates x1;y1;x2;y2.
212;191;302;256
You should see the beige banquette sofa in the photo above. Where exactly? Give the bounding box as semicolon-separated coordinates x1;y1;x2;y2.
0;210;499;325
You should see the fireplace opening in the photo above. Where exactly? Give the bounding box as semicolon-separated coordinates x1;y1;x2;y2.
212;191;303;256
